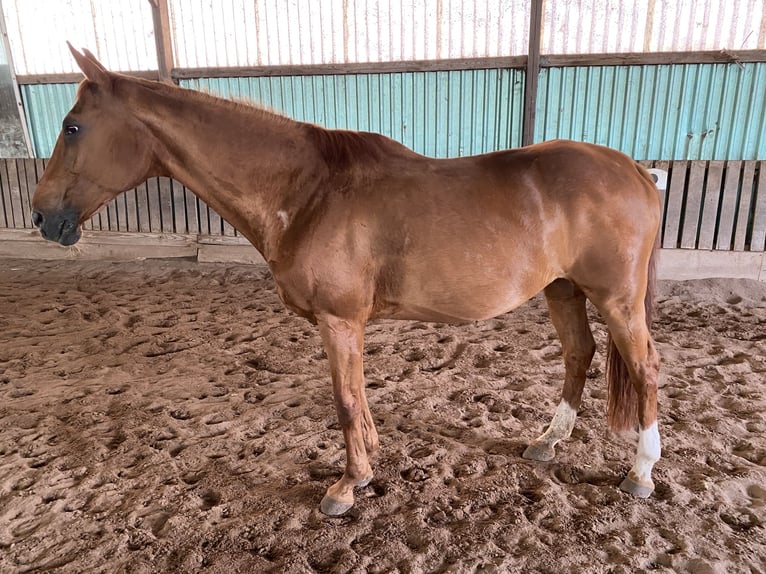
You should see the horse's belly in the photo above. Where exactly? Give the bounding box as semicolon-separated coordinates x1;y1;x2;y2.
379;264;554;323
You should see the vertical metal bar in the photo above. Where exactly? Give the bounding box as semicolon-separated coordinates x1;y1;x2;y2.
149;0;174;82
522;0;543;147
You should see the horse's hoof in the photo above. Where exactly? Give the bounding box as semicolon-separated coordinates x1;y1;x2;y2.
522;443;555;462
357;474;373;488
620;476;654;498
320;495;353;516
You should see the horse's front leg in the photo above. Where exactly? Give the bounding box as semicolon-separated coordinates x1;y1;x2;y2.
317;314;374;516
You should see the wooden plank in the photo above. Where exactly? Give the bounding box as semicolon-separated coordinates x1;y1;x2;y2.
198;243;266;265
81;204;93;230
150;0;174;83
680;161;706;249
145;178;162;232
124;188;139;232
114;192;128;232
184;187;199;234
750;163;766;251
171;179;187;234
136;182;152;233
17;70;159;84
6;160;24;229
82;215;93;231
716;161;742;250
696;161;724;250
14;160;32;228
733;161;757;251
653;160;670;225
0;229;197;261
208;207;222;236
31;159;45;224
34;159;45;179
197;234;252;246
222;218;236;237
522;0;543;146
0;161;12;227
170;55;529;81
198;197;210;235
106;198;119;231
663;161;688;249
158;177;174;232
164;50;766;81
543;49;766;68
24;158;40;205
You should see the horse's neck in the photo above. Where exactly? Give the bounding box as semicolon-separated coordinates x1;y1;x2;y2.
127;81;319;259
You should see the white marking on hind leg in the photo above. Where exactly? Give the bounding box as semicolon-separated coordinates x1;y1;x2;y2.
535;400;577;447
629;422;661;484
276;210;289;229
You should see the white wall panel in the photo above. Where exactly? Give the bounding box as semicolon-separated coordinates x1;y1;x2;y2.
3;1;764;75
543;0;765;55
2;0;156;75
169;0;531;68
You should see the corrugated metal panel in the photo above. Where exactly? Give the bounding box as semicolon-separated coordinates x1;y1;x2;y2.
542;0;765;54
536;62;766;160
181;69;525;157
20;83;78;157
21;70;524;159
2;0;156;75
169;0;531;68
20;63;766;162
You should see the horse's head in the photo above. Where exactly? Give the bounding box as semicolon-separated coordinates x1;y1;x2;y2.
31;44;157;245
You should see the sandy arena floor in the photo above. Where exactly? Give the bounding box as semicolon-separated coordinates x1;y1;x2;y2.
0;258;764;573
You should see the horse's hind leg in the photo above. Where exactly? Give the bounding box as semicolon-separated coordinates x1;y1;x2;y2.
523;279;595;462
598;294;661;498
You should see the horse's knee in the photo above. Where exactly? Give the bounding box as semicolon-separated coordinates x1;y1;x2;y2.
334;395;360;427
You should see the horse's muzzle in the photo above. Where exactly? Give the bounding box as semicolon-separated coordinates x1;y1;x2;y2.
31;208;82;246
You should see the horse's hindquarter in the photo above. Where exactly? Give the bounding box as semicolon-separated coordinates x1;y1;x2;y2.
275;141;660;324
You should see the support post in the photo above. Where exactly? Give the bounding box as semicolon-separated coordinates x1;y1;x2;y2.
149;0;174;83
523;0;543;147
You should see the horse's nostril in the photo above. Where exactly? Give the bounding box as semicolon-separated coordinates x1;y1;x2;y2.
31;210;43;228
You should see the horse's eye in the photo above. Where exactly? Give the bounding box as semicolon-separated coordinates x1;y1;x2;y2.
64;125;79;136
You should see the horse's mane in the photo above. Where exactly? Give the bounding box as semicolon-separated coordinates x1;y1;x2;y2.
305;125;412;169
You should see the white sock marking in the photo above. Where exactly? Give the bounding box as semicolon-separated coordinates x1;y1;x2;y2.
631;421;661;483
537;400;577;445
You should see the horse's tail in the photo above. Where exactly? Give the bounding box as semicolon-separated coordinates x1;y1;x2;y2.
606;167;661;432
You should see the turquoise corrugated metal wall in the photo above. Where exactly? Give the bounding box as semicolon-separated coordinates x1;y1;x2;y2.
20;83;78;158
181;70;525;158
18;63;766;160
537;62;766;160
19;70;525;159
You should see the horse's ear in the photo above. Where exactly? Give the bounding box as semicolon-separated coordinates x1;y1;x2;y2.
67;42;110;86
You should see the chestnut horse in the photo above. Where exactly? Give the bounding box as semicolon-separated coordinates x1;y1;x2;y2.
32;46;662;515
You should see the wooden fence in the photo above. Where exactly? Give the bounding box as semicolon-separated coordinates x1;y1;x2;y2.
0;158;238;237
2;158;765;250
1;158;765;277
